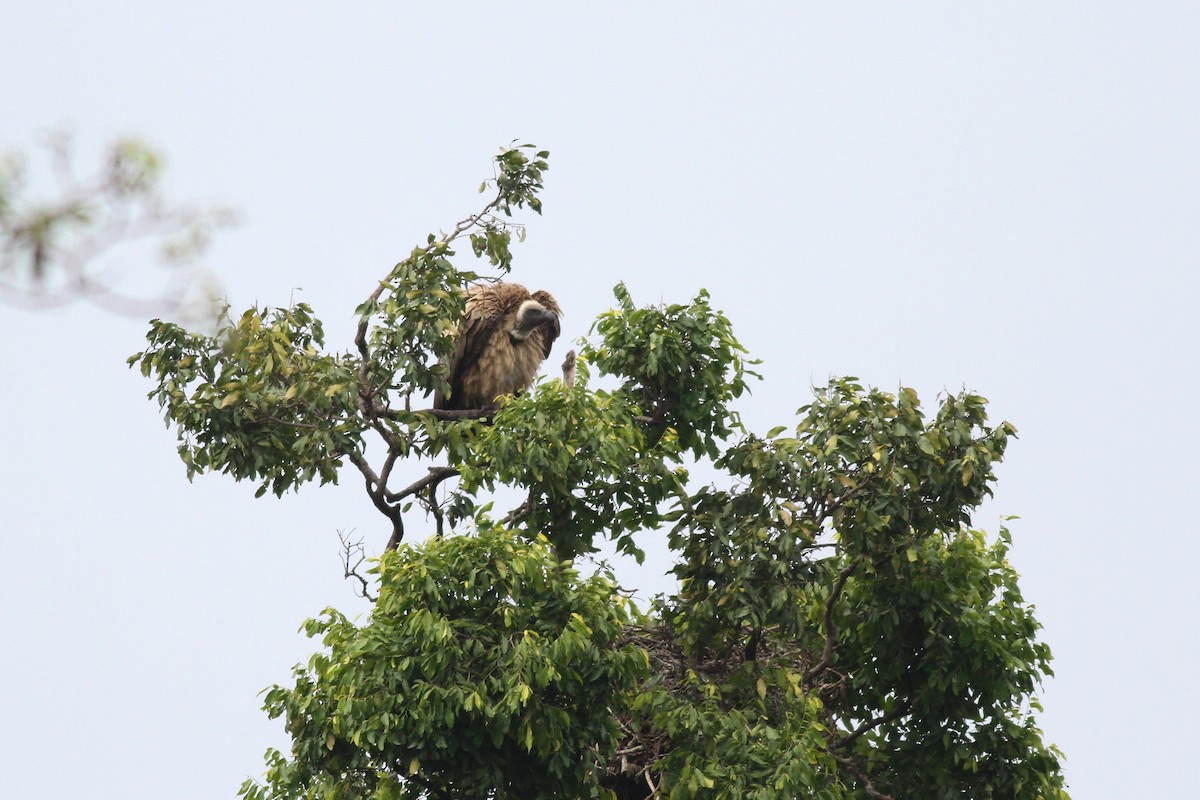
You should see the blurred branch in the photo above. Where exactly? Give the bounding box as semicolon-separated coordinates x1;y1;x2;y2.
0;128;237;325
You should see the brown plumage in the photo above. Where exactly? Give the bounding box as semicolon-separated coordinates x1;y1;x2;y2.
434;282;561;410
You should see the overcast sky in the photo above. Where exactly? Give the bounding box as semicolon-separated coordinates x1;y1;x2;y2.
2;4;1197;798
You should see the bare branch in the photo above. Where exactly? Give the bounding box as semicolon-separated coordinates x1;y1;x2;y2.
376;447;399;491
346;450;406;550
338;530;377;603
382;517;405;552
503;489;535;527
428;483;445;539
346;449;384;493
372;404;496;423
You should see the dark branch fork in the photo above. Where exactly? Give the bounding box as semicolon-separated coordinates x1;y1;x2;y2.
366;349;586;565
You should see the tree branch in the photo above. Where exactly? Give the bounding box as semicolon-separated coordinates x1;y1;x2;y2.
385;466;460;505
503;489;535;527
804;558;859;685
346;449;383;493
834;699;912;750
1;130;231;323
373;405;497;422
831;751;895;800
346;450;406;550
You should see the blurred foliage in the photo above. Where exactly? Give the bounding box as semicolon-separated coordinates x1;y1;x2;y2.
132;144;1069;799
1;130;234;322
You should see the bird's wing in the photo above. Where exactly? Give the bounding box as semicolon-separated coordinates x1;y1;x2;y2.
436;294;501;409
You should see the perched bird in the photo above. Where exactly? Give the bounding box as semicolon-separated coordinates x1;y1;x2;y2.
434;282;561;410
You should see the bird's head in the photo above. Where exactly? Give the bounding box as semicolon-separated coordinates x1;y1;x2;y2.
509;299;558;342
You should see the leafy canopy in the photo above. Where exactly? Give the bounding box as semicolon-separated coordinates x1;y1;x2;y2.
132;144;1069;800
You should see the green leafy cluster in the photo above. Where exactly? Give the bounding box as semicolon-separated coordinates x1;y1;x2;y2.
239;528;647;800
357;242;474;405
649;380;1064;799
583;283;758;459
634;672;841;800
666;378;1015;656
830;526;1066;799
468;144;548;271
458;360;684;561
491;145;550;217
454;280;761;561
130;303;360;496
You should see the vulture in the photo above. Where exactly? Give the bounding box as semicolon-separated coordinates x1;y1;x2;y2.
433;282;561;410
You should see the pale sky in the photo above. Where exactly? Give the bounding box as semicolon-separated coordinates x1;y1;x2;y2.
2;4;1197;798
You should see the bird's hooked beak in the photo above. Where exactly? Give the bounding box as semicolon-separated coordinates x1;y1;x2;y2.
531;308;558;329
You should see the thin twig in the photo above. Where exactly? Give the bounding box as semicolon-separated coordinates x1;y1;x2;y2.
338;530;377;603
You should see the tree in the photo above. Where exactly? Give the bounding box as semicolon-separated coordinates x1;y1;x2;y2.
130;145;1070;799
